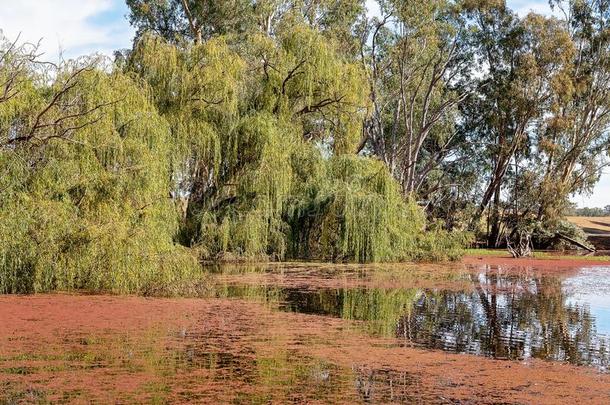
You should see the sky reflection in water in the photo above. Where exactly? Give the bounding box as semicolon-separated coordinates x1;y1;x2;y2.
213;263;610;370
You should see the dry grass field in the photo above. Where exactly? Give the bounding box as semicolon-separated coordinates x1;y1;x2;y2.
566;216;610;250
566;216;610;235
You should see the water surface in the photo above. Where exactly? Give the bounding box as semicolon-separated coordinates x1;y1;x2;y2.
3;261;610;403
212;263;610;369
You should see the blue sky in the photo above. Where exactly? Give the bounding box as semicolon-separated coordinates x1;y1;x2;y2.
1;0;608;207
0;0;134;60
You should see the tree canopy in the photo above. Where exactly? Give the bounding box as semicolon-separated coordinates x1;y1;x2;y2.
2;0;610;292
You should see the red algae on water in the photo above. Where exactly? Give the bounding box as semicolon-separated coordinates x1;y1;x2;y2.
1;289;610;404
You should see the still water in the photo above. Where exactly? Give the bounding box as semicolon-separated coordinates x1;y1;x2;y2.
211;263;610;370
3;262;610;403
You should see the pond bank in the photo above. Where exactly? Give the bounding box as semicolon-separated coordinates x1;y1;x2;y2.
463;254;610;268
463;249;610;268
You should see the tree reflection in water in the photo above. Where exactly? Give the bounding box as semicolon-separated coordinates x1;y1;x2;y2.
213;264;610;369
399;266;610;368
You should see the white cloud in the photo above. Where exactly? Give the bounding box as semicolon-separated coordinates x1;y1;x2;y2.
0;0;134;62
509;0;554;17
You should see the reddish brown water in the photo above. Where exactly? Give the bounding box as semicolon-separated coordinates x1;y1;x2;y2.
2;260;610;403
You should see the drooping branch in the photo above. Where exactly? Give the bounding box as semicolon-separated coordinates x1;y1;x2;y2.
2;64;120;149
297;95;346;115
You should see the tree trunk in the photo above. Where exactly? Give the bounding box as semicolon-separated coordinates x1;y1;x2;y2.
488;186;502;248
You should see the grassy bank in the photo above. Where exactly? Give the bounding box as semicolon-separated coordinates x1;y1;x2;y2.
465;248;610;262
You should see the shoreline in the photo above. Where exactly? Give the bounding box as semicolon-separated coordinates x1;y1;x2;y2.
462;249;610;268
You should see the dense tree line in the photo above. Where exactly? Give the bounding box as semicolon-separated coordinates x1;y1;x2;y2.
1;0;609;293
568;205;610;216
125;0;610;249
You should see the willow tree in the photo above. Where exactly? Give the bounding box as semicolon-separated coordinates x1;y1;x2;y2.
126;10;469;262
127;23;372;258
126;0;365;49
0;38;198;293
128;34;244;238
286;154;468;262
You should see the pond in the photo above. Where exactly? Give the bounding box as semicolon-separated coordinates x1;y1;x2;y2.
212;263;610;369
2;260;610;403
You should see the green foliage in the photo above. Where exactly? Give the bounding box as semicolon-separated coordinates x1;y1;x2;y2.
0;1;481;296
126;0;365;52
126;0;254;43
0;49;199;294
287;155;467;262
569;206;610;217
533;220;594;251
127;26;378;261
197;113;298;260
124;27;465;263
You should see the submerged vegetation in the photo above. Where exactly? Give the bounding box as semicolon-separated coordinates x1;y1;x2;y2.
1;0;610;293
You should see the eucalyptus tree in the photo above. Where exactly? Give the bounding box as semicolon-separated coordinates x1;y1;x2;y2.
126;0;365;48
358;0;473;201
529;0;610;222
126;0;254;43
462;2;574;246
458;0;610;248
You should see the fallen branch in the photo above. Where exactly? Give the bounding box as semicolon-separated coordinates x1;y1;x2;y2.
556;233;595;252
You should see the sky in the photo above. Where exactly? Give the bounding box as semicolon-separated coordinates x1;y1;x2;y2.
0;0;608;207
0;0;134;60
